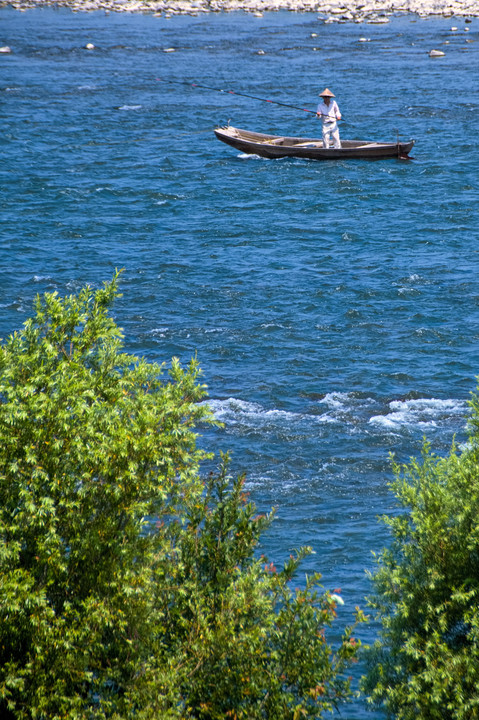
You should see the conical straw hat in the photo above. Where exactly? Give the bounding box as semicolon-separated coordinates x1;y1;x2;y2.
319;88;335;97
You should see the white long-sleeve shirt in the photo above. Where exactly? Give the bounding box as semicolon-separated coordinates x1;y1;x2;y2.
317;99;341;124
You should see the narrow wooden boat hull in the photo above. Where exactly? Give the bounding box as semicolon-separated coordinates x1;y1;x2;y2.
214;126;414;160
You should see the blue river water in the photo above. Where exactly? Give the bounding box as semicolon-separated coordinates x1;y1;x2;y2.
1;7;478;716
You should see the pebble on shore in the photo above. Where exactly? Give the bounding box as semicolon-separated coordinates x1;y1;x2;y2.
0;0;478;18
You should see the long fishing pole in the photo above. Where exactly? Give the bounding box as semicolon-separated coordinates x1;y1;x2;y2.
156;77;343;120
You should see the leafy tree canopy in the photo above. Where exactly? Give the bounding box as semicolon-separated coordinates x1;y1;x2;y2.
0;273;365;719
364;397;479;720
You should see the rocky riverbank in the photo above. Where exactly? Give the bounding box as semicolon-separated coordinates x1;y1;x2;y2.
0;0;478;19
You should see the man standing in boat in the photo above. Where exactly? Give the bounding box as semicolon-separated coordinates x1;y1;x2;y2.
317;88;342;149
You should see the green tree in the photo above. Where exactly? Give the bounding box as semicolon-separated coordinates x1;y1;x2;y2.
0;272;213;718
156;456;366;720
364;400;479;719
0;274;365;719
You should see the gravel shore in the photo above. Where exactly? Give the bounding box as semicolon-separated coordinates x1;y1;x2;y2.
1;0;478;18
0;0;479;17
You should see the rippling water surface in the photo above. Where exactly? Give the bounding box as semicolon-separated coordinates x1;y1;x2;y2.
1;7;479;716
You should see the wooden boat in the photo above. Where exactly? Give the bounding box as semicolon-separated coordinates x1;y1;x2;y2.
214;125;415;160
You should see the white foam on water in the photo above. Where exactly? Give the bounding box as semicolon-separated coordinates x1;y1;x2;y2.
260;322;288;329
321;392;352;410
148;327;169;337
200;391;468;448
315;414;338;424
205;397;300;426
316;392;378;424
117;104;142;111
369;397;468;430
315;392;354;424
203;396;360;435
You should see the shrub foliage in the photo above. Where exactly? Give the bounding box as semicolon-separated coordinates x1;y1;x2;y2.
365;412;479;719
0;274;364;720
